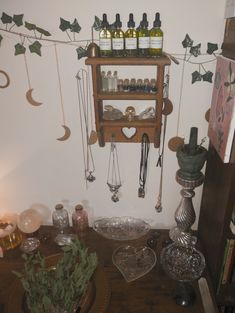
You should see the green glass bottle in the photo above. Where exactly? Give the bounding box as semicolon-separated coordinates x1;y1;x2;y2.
149;12;163;57
112;14;124;57
99;13;112;57
125;13;138;57
138;13;149;57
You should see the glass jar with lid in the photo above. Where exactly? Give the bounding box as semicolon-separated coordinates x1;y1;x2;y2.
52;204;69;234
72;204;88;234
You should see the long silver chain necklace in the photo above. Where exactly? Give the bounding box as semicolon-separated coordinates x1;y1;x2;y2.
155;68;170;212
75;68;96;185
107;135;122;202
138;133;150;198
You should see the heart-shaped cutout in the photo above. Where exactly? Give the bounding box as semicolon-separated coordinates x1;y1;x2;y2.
122;127;137;139
112;245;157;282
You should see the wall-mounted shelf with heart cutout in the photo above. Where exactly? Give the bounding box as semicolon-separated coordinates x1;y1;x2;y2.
85;56;172;147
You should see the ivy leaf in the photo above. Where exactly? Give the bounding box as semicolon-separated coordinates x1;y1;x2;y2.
25;21;36;31
13;14;24;27
0;34;3;46
190;43;201;57
182;34;193;48
207;42;218;55
70;18;81;33
36;27;51;36
76;46;87;59
59;18;71;31
192;71;202;84
93;16;102;31
14;43;26;55
1;12;13;24
202;71;213;83
29;40;42;56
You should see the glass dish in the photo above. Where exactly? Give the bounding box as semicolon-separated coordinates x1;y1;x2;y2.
112;245;157;282
93;216;150;240
160;242;205;282
20;237;40;253
54;234;77;246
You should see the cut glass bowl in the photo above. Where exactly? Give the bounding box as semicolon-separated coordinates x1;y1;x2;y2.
93;216;150;240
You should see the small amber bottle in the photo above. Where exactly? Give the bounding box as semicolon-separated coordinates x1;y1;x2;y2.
149;12;163;57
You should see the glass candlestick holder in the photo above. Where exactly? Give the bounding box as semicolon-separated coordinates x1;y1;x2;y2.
17;209;42;253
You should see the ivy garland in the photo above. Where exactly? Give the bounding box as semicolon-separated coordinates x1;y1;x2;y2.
0;13;219;84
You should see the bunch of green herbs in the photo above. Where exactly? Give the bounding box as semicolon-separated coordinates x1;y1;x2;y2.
13;238;97;313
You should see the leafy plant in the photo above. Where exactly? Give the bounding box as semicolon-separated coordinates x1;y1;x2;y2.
13;238;97;313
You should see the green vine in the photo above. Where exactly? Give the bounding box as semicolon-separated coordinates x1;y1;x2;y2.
0;13;219;83
0;12;87;59
181;34;218;84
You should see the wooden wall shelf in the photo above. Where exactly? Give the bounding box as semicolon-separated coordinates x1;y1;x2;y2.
85;56;171;147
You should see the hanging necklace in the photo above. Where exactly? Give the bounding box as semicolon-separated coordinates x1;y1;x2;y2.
76;68;96;184
107;135;122;202
54;44;71;141
138;133;150;198
22;35;42;107
155;68;171;212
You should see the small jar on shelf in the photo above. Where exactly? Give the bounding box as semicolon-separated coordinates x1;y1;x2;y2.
52;203;69;234
72;204;89;234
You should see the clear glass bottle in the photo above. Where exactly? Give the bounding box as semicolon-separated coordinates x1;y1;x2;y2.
72;204;89;234
125;13;138;57
138;13;150;57
112;13;124;57
101;71;108;92
99;13;112;57
149;12;163;57
52;203;69;234
113;71;118;92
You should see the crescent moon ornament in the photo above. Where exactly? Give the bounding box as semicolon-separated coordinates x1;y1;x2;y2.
0;70;10;88
26;88;42;106
57;124;71;141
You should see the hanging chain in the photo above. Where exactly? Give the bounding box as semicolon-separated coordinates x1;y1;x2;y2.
75;68;95;185
155;68;170;212
107;135;122;202
138;133;150;198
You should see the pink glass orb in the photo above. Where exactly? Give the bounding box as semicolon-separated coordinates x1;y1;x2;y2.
17;209;42;234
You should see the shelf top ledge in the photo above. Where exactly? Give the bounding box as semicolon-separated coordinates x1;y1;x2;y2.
85;56;171;66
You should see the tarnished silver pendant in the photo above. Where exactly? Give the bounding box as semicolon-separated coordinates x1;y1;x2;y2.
86;172;96;182
138;187;145;198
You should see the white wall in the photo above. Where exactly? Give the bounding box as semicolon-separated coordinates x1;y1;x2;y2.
0;0;226;228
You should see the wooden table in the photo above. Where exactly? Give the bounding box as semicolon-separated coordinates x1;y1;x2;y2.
0;226;217;313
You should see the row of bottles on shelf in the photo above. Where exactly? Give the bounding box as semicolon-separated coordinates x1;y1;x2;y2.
99;12;163;57
101;70;157;93
52;203;88;234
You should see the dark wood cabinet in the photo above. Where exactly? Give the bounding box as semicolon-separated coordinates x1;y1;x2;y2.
198;17;235;307
198;144;235;305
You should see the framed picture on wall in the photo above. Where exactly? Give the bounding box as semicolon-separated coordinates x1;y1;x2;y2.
208;55;235;163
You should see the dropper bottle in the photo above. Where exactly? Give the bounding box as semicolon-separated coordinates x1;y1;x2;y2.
112;13;124;57
125;13;138;57
138;13;150;56
149;12;163;57
99;13;112;57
